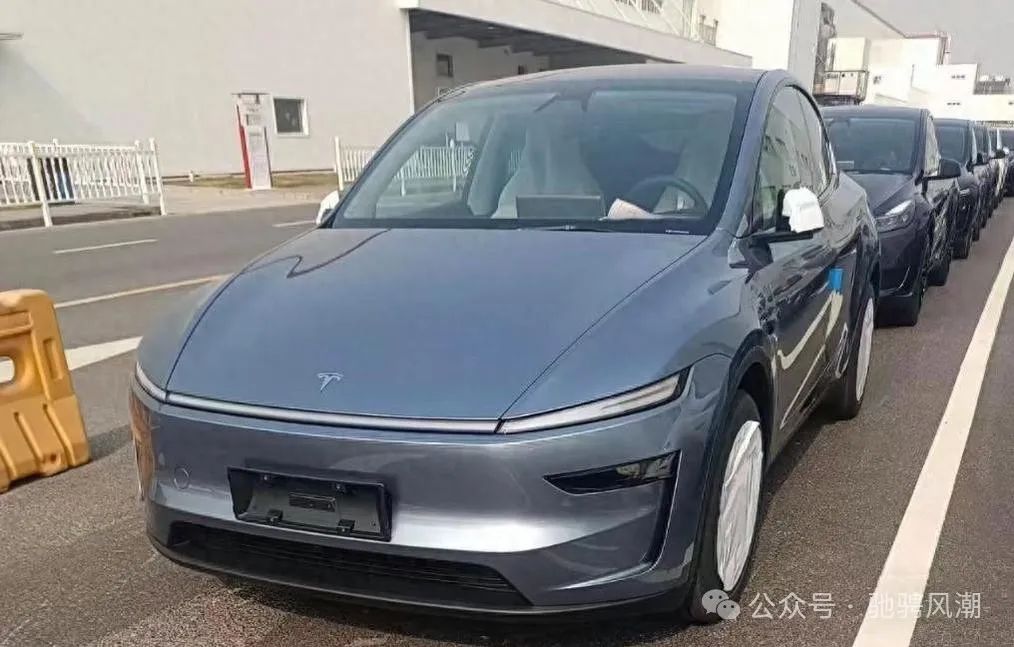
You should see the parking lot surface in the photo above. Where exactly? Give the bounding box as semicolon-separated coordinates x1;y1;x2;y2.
2;205;1013;647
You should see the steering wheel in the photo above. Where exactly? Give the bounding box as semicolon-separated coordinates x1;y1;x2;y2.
622;175;708;214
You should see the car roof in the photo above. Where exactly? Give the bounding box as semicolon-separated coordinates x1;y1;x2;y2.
444;64;770;99
935;117;973;127
822;105;927;120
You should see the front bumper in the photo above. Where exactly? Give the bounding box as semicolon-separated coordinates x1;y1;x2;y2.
877;223;925;299
134;355;731;614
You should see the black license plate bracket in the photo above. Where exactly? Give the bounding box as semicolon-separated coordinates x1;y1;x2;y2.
228;468;390;541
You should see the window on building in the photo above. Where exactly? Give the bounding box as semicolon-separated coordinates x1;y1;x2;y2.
951;74;966;80
436;53;454;78
947;101;962;107
273;97;307;136
873;75;883;85
517;65;528;75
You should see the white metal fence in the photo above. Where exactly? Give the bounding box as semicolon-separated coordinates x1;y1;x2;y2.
0;138;166;226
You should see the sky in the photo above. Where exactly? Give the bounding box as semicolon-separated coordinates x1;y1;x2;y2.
863;0;1013;76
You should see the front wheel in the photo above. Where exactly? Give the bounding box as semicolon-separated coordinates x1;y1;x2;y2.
880;236;929;327
955;223;973;259
682;391;764;624
929;239;952;286
825;290;875;419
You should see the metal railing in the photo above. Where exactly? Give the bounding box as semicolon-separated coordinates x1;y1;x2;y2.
334;139;525;194
0;138;166;226
548;0;700;41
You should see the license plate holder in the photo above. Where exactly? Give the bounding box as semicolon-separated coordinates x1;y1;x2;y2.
228;468;390;541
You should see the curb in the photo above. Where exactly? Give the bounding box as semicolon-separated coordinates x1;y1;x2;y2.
0;207;160;232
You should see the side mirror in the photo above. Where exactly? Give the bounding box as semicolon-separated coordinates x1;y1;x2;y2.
931;158;962;180
316;189;342;224
995;149;1008;160
782;187;825;234
976;152;989;166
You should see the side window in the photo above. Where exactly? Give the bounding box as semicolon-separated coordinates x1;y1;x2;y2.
924;116;942;176
754;89;808;230
796;91;832;193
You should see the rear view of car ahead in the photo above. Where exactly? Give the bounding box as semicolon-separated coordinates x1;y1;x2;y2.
824;106;960;326
132;66;879;621
935;119;986;259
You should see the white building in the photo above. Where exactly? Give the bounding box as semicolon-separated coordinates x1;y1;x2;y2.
0;0;907;177
819;25;1014;125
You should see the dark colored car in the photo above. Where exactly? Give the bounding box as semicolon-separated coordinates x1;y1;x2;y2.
824;106;960;326
935;118;985;258
973;123;1000;221
133;66;880;620
997;128;1014;196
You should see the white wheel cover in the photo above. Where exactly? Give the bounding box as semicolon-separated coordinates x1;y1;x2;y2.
716;420;764;591
855;296;875;401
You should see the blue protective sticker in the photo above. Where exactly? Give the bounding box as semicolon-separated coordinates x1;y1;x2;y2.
828;268;844;294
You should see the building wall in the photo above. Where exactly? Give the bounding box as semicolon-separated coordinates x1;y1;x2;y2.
410;35;548;110
0;0;415;175
787;0;821;89
694;0;819;86
868;36;946;69
823;0;903;39
828;37;870;70
931;95;1014;123
913;63;978;98
407;0;750;67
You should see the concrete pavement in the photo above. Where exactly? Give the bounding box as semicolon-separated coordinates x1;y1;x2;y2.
0;183;328;231
1;205;1013;646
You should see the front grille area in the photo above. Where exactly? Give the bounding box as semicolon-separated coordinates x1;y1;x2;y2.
167;523;530;609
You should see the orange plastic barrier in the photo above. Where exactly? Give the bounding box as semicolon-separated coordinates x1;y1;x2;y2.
0;290;88;492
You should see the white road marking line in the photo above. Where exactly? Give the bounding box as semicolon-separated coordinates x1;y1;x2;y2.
52;238;157;255
272;219;315;228
54;275;228;309
852;233;1014;647
0;336;140;381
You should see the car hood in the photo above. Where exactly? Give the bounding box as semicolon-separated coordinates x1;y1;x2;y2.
847;173;913;213
166;227;703;420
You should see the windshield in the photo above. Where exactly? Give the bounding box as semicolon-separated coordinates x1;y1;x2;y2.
935;125;968;162
333;85;749;234
824;116;918;174
975;126;990;155
1002;130;1014;148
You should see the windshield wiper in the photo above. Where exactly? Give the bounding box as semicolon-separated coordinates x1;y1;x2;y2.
522;224;617;233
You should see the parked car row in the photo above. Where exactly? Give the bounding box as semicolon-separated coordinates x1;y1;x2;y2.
134;66;999;626
823;106;1009;326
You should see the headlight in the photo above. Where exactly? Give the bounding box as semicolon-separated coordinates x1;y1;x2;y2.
875;199;915;232
498;370;687;434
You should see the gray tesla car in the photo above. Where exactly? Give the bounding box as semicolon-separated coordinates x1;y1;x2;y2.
132;65;879;620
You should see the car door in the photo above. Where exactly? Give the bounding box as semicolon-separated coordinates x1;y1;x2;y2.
750;86;842;448
922;114;952;260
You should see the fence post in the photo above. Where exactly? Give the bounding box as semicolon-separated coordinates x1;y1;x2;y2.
134;140;151;205
27;141;52;227
334;137;345;194
148;138;167;216
450;140;457;193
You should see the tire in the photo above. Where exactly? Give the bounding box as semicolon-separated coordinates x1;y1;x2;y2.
882;236;928;327
955;226;973;259
682;391;764;624
928;239;952;286
825;287;875;420
972;214;982;242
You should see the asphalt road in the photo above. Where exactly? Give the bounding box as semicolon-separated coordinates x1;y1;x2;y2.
1;206;1012;647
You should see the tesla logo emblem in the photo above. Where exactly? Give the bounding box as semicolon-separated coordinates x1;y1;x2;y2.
317;372;344;392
